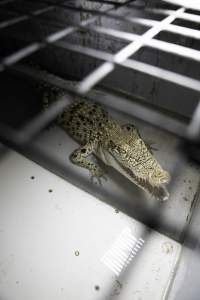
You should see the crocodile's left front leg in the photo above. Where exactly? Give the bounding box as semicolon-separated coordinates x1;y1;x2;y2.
70;141;105;184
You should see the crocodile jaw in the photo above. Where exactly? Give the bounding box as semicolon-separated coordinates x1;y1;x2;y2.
97;147;169;201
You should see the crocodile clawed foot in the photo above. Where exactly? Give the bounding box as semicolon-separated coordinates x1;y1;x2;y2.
90;168;107;185
145;140;158;154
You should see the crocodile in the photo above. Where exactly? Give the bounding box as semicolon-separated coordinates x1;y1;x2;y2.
42;85;170;201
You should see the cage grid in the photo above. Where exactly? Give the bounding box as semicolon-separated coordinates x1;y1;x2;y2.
0;1;200;175
0;0;200;281
0;1;199;170
0;0;200;148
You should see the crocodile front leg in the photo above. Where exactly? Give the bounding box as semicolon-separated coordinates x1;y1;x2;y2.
70;141;105;183
144;140;158;154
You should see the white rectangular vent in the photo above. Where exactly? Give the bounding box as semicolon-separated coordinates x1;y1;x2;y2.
101;227;145;276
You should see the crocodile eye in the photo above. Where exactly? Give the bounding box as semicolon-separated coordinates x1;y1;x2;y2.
114;148;119;154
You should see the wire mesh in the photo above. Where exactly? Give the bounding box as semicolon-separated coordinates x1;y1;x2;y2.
0;0;200;153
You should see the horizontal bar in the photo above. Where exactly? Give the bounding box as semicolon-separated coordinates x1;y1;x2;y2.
148;8;200;23
54;40;112;61
3;43;43;66
120;58;200;92
0;14;29;29
126;17;200;39
146;38;200;61
0;4;55;29
163;0;200;11
178;10;200;23
165;23;200;39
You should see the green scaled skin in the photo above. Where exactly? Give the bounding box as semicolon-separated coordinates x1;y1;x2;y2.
43;89;170;201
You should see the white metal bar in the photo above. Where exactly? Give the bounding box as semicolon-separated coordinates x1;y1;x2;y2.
147;8;200;23
3;44;42;66
178;11;200;23
121;58;200;92
163;0;200;11
125;17;200;39
166;23;200;39
145;38;200;61
0;5;55;29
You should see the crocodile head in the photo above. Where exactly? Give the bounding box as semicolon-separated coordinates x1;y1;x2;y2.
100;134;170;201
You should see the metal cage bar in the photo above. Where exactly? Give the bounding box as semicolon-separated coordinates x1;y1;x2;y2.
0;4;55;29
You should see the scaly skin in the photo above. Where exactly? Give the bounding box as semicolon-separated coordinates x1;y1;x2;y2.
42;88;170;201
